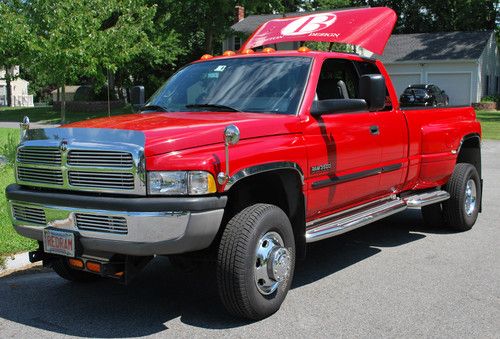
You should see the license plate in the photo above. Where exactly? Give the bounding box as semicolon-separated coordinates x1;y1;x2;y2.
43;228;75;257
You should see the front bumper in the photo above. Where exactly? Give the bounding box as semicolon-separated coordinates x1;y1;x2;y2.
6;184;227;256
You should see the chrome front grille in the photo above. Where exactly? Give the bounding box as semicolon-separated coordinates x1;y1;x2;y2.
69;171;135;190
68;150;133;168
75;213;128;234
12;204;46;225
17;147;61;165
17;167;64;185
16;146;144;195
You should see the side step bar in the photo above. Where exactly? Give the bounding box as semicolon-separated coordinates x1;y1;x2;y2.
305;189;450;243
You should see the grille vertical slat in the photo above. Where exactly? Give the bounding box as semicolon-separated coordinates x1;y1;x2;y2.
75;214;128;234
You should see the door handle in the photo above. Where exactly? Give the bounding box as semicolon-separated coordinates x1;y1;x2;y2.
370;125;380;135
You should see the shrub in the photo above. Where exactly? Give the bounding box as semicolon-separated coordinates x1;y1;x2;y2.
481;95;500;103
0;131;18;167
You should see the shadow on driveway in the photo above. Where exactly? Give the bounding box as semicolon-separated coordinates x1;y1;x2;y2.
0;209;439;336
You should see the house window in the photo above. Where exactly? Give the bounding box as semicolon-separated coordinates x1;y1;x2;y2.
0;85;6;106
234;37;241;51
485;75;489;95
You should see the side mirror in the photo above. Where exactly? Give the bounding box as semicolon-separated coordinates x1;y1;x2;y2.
359;74;386;111
311;99;368;116
130;86;145;111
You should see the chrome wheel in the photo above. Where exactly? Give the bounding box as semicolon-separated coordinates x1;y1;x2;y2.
464;179;477;216
254;231;291;295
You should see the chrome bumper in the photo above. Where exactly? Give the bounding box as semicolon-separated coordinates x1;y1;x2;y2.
8;200;225;256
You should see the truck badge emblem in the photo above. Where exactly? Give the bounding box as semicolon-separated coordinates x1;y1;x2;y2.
59;140;68;152
311;163;332;174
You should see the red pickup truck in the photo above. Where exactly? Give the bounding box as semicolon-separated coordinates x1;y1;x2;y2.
6;7;482;320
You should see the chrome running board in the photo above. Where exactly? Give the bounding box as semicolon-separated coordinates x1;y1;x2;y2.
403;190;450;208
305;189;450;243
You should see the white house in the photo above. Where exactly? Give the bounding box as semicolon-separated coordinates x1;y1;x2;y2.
224;7;499;106
0;66;34;107
368;31;500;105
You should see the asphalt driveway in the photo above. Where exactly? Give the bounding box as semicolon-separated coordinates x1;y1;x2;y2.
0;141;499;338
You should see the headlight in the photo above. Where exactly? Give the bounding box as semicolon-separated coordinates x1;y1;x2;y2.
147;171;216;195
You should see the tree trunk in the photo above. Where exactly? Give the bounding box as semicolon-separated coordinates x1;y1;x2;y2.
61;84;66;124
5;67;12;107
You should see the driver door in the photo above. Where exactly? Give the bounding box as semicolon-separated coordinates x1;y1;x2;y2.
304;59;382;219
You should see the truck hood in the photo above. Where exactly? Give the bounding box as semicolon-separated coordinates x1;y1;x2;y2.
64;112;302;156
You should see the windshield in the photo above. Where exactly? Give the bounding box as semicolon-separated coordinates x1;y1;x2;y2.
146;56;312;114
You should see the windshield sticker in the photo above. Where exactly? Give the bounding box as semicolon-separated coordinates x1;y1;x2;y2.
214;65;226;72
207;72;219;79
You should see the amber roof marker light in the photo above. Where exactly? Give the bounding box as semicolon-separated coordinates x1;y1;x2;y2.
262;47;276;53
223;50;236;56
240;48;255;55
200;54;214;60
297;46;311;53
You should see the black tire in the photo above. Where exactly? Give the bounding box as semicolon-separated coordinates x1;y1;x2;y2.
52;258;100;282
216;204;295;320
422;163;481;231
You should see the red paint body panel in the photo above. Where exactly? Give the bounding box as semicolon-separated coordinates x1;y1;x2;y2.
63;47;481;225
241;7;397;54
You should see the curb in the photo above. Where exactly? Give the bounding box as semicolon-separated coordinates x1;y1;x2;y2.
0;252;42;277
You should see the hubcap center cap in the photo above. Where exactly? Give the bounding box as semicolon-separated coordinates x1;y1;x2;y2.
268;248;291;282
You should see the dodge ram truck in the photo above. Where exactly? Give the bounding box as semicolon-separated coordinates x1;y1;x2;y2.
6;7;482;320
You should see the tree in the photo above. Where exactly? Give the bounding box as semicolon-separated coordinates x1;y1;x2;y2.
26;0;167;122
0;1;33;107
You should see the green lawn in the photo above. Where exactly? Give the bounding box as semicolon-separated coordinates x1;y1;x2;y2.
0;105;134;124
0;128;37;259
476;110;500;140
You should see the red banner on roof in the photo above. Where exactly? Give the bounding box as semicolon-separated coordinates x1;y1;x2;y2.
241;7;397;55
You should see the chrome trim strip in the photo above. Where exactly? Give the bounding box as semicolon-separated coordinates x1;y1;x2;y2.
224;161;304;191
15;128;146;195
312;163;402;189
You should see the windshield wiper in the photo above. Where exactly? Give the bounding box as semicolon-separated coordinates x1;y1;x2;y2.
185;103;240;112
139;104;169;112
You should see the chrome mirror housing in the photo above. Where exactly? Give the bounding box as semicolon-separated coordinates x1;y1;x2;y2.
20;116;30;140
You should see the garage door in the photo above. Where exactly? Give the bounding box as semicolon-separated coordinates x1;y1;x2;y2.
427;73;471;106
390;74;421;98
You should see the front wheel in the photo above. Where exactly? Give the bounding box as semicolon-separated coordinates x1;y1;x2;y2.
217;204;295;320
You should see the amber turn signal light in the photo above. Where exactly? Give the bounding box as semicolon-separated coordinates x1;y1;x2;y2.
68;258;84;269
223;50;236;56
200;54;213;60
86;261;101;273
297;46;311;53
